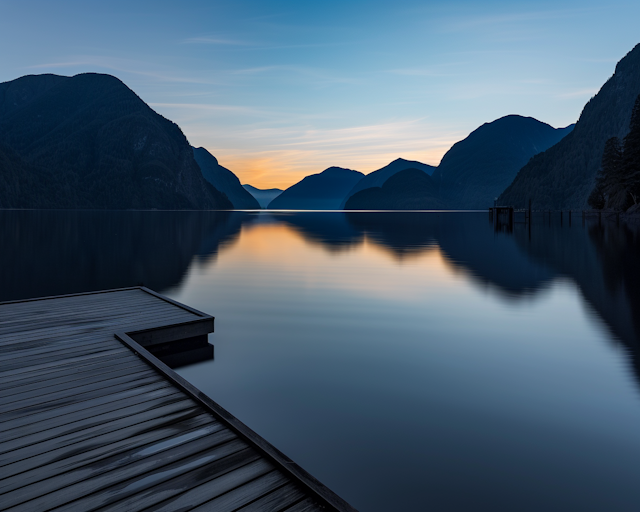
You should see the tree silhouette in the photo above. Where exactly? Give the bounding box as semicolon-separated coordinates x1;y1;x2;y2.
588;94;640;210
588;137;622;209
621;94;640;205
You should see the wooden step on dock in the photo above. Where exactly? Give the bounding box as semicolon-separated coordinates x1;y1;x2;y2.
0;287;355;512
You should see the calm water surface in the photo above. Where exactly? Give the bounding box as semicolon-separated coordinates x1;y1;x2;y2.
2;211;640;511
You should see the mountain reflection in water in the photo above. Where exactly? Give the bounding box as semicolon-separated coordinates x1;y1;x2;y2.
3;210;633;356
1;210;640;510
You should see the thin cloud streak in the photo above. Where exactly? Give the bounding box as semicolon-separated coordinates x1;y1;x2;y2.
181;36;253;46
441;7;598;32
25;57;218;85
556;88;599;98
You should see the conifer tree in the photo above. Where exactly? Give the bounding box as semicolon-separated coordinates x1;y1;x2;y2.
622;94;640;206
588;137;622;209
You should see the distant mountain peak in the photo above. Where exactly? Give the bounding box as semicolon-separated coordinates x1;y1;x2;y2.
341;157;437;207
268;167;364;210
242;184;283;209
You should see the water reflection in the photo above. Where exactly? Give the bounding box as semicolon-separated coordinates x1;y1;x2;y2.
1;210;638;351
0;210;246;301
2;209;640;510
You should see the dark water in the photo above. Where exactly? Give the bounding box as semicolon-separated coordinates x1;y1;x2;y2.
2;210;640;511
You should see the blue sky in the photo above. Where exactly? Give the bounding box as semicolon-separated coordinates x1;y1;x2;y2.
1;0;639;188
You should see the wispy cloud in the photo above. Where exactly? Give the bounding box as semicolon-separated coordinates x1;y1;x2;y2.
442;7;597;32
25;56;217;85
181;36;253;46
387;62;469;78
556;88;599;99
149;102;275;117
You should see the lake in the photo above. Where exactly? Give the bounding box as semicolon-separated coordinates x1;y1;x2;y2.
2;210;639;511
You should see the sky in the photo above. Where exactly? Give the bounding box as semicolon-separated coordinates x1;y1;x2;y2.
1;0;639;189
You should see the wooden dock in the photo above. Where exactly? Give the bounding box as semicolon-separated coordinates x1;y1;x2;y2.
0;287;355;512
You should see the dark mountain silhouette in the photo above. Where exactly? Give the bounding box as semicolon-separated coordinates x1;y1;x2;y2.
192;147;259;209
341;158;436;207
433;115;573;209
0;73;231;209
243;184;283;209
267;167;364;209
345;168;445;210
500;43;640;209
0;141;58;208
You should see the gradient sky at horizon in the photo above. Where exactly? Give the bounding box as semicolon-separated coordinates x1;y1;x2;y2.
1;0;639;189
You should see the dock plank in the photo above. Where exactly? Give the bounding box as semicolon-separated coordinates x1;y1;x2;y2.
0;380;170;432
0;287;353;512
234;483;307;512
0;415;215;496
1;388;181;444
6;434;244;511
192;470;289;512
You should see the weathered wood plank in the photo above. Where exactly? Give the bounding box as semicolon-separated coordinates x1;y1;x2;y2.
0;370;161;415
0;288;149;312
0;344;126;373
0;351;134;388
0;309;195;348
0;393;189;456
0;400;200;467
0;376;168;426
0;347;128;378
47;444;259;512
1;408;208;476
233;482;307;512
0;310;197;344
187;469;288;512
1;388;181;444
0;299;199;333
100;454;271;512
0;339;124;367
0;414;215;496
282;497;325;512
0;357;146;399
0;380;169;431
0;301;193;331
5;431;241;511
0;363;155;407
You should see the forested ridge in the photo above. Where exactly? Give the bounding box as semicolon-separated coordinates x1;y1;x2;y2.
0;73;232;209
500;43;640;209
588;94;640;211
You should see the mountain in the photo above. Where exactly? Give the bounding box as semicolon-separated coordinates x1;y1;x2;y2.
243;184;283;209
500;43;640;209
0;73;232;209
433;115;574;209
192;147;259;209
345;168;445;210
341;158;437;207
267;167;364;209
